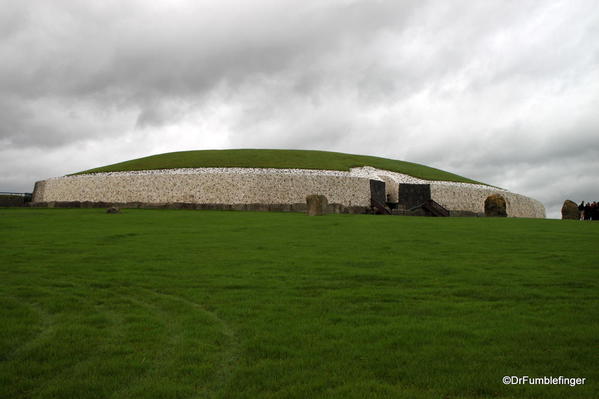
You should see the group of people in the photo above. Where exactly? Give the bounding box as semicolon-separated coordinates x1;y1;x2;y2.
578;201;599;220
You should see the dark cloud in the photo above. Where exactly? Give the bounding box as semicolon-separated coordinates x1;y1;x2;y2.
1;0;598;218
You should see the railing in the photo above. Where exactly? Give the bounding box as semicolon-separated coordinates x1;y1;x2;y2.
371;198;391;215
0;192;33;202
371;198;448;216
421;199;450;217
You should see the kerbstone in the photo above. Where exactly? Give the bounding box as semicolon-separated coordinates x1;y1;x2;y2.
306;195;328;216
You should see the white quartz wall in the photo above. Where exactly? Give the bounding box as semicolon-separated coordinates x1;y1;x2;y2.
35;172;372;207
430;184;546;218
33;166;546;218
351;166;545;218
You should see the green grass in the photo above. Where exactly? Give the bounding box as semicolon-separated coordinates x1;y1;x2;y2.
74;149;483;184
1;208;597;399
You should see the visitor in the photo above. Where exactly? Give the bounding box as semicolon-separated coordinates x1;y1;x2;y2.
591;202;599;221
583;202;592;220
577;201;599;221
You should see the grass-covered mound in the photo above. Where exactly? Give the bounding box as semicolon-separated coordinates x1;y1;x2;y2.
1;208;597;399
75;149;483;184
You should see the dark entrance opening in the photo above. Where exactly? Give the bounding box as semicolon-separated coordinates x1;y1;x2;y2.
398;184;431;209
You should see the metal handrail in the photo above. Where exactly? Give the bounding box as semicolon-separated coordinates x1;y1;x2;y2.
0;192;31;196
0;192;33;202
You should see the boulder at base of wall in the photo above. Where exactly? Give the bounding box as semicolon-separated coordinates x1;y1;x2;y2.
484;194;507;217
106;207;121;214
306;195;328;216
561;200;580;220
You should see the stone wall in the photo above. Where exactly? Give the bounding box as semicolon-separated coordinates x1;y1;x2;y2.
32;181;47;202
430;184;545;218
33;171;373;207
28;201;369;214
31;167;546;218
353;166;544;218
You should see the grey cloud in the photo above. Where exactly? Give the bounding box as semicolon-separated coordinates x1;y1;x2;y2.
0;96;135;150
1;0;418;101
0;98;78;148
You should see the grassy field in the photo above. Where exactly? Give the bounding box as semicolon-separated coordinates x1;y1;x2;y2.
74;149;483;184
0;208;597;399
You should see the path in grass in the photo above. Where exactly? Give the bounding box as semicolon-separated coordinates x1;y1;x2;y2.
0;208;597;399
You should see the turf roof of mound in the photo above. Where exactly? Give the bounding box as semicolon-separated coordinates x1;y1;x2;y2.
75;149;483;184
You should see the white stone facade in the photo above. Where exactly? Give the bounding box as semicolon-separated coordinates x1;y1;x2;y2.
354;167;545;218
32;166;545;218
33;169;373;207
429;184;545;218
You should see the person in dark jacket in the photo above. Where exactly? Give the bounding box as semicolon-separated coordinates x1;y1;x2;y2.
578;201;585;220
583;203;592;220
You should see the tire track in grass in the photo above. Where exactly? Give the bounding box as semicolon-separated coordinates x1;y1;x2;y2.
2;283;230;399
1;292;123;398
30;286;182;398
105;286;234;398
0;299;56;399
0;299;53;361
43;288;179;399
16;290;144;399
104;289;182;399
138;288;241;398
2;278;180;399
6;285;175;399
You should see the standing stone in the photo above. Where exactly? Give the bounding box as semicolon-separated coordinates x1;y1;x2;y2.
561;200;580;220
106;207;121;214
484;194;507;217
306;195;328;216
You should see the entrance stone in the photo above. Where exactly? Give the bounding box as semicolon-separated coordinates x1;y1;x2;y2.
306;195;328;216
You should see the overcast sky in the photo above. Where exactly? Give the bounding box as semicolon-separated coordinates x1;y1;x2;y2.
1;0;598;218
